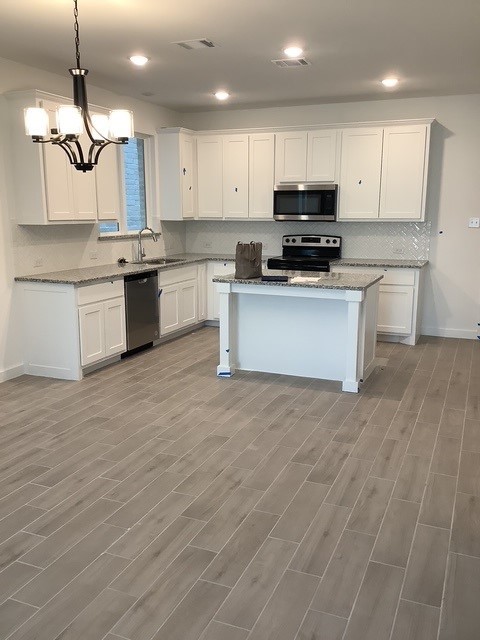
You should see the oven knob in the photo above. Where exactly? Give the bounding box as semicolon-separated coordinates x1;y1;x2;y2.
326;239;330;244
285;238;290;243
292;238;296;243
332;239;337;244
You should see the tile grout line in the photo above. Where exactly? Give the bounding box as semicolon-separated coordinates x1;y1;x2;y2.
333;339;435;640
388;338;458;640
436;339;473;640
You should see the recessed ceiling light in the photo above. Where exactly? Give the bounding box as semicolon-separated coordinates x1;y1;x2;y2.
382;77;398;88
284;46;303;58
129;55;149;66
214;90;230;101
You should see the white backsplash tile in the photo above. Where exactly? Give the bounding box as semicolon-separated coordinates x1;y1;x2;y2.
12;221;186;276
185;220;431;260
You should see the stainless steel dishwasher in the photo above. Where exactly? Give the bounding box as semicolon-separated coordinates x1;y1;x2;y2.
124;271;160;352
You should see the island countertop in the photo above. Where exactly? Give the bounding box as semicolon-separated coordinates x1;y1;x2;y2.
213;270;383;291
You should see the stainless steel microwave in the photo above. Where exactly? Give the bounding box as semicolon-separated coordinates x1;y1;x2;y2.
273;184;338;221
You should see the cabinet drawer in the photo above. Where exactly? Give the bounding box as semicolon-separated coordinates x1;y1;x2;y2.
332;265;415;286
77;279;124;306
378;269;415;286
159;265;198;286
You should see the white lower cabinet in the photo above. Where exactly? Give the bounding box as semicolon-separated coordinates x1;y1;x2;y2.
78;303;105;366
20;278;127;381
207;261;235;320
160;284;181;335
331;265;423;345
77;281;126;366
377;285;414;335
197;263;207;321
159;266;200;336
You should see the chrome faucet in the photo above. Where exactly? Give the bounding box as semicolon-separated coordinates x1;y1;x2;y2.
137;226;159;262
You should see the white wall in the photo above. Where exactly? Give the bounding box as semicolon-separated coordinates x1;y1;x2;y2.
183;94;480;339
0;56;184;380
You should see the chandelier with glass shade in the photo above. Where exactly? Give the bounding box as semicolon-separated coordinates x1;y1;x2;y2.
23;0;134;172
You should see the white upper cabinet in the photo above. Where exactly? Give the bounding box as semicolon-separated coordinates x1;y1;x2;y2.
197;136;223;218
306;130;338;182
275;129;337;184
6;90;123;225
158;130;196;220
223;134;249;218
275;132;308;183
338;128;383;220
249;133;275;218
156;121;431;223
95;136;121;222
379;125;428;220
181;133;196;218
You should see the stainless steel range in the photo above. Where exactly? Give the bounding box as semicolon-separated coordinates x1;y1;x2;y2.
267;234;342;272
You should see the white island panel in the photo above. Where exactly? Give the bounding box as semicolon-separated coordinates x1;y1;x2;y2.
215;274;381;393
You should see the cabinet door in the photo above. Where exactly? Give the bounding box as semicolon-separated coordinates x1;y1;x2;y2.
379;125;427;220
307;129;337;182
78;302;105;366
180;279;198;327
275;132;307;183
181;133;196;219
71;146;98;221
160;283;180;335
197;136;223;218
223;135;249;218
249;134;274;218
377;285;414;334
96;141;121;221
197;264;207;321
104;297;126;356
339;128;383;219
42;100;75;221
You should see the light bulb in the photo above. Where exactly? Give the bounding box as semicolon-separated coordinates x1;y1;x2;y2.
214;90;230;101
91;114;110;141
129;55;149;66
382;78;399;88
283;46;303;58
57;105;83;136
24;108;49;138
109;110;134;140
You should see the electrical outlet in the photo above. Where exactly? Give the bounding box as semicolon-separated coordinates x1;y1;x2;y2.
33;258;43;268
204;241;212;249
89;250;98;260
468;217;480;228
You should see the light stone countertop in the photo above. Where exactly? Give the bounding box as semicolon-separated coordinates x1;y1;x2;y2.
213;270;383;292
14;254;237;285
14;254;427;285
334;258;428;269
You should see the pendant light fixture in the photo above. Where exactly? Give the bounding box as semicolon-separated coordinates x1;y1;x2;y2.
23;0;134;172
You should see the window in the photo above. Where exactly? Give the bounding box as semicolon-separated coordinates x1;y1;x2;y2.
99;135;149;234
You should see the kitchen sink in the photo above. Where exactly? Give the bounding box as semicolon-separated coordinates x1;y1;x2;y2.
144;258;184;265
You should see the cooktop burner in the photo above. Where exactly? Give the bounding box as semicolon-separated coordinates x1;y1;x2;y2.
267;234;342;273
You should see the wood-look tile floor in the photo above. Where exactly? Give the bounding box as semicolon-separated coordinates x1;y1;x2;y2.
0;327;479;640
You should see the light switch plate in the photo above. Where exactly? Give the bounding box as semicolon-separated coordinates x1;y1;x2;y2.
469;217;480;228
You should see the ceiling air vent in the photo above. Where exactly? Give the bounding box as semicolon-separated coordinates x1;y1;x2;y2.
175;39;216;50
271;58;310;68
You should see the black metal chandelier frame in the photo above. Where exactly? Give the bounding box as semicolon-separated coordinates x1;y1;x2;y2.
33;0;129;172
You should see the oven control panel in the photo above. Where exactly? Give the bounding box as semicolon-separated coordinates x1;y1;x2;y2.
282;235;342;248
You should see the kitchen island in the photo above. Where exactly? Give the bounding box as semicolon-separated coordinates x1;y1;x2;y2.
213;271;383;392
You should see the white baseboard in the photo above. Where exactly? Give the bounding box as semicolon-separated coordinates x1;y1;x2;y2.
0;363;24;383
421;326;478;340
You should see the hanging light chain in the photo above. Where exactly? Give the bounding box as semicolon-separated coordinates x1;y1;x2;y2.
73;0;81;68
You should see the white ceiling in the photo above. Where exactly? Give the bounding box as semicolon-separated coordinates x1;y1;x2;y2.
1;0;480;112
